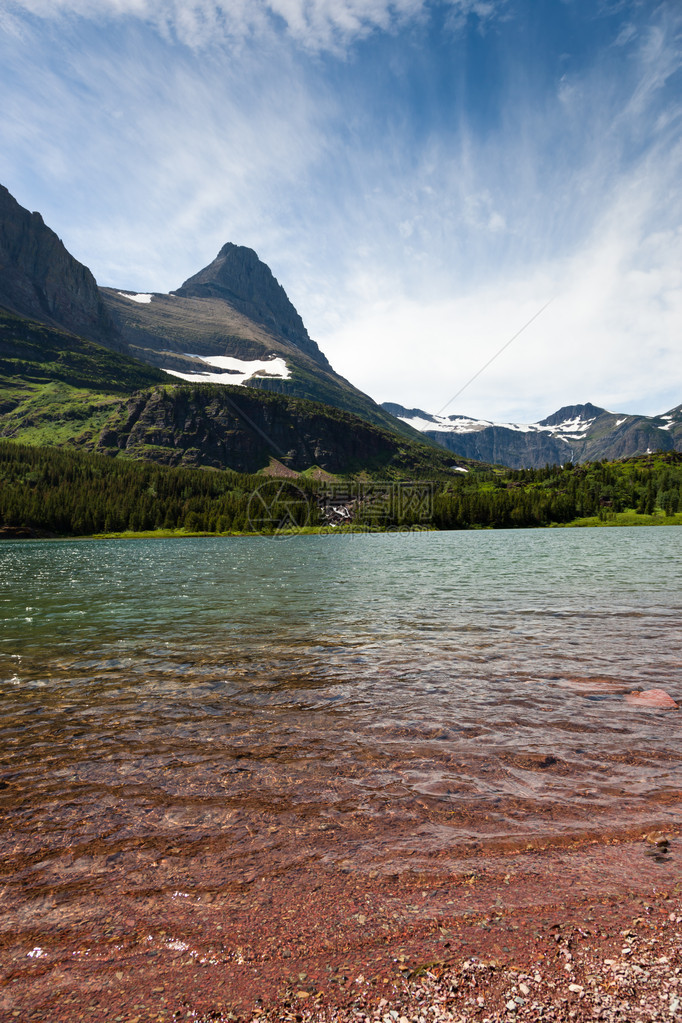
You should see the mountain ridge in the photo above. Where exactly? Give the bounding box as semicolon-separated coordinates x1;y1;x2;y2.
174;242;330;368
383;401;682;468
0;305;478;477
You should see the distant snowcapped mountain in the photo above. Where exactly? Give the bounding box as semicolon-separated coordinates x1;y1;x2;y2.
382;401;682;468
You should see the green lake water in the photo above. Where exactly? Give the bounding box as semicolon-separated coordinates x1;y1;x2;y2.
1;528;681;892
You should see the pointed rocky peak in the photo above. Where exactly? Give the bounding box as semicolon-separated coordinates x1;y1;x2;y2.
0;183;114;343
537;403;607;428
174;242;329;367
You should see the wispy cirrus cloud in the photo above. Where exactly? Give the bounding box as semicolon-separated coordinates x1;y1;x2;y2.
323;155;682;421
1;0;681;421
3;0;505;51
311;3;682;419
0;8;333;286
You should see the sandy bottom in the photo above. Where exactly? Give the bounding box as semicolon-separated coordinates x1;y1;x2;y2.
1;829;680;1023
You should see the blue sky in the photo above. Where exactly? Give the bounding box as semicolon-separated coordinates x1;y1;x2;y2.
1;0;681;421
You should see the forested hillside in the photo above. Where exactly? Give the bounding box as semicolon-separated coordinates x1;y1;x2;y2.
1;442;681;537
429;453;682;530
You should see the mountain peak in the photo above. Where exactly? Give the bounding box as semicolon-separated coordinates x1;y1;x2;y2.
537;403;606;428
174;243;329;366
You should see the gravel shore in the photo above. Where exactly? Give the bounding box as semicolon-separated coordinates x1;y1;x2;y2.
198;875;681;1023
3;834;680;1022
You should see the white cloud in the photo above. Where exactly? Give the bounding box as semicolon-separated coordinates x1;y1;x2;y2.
0;12;333;288
1;0;681;425
613;22;637;47
300;4;682;421
4;0;504;51
319;155;682;421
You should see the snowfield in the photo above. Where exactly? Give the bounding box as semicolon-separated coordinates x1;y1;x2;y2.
117;292;153;304
164;354;290;387
399;411;598;440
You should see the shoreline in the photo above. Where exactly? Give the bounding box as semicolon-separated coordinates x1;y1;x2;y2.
2;832;680;1022
1;513;682;541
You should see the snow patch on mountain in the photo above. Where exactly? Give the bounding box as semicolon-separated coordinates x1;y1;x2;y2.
383;400;682;468
117;292;153;304
164;354;290;387
396;410;597;441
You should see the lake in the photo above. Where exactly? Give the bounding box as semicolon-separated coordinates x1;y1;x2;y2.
1;527;680;896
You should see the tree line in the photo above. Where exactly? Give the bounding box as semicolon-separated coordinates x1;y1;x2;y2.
427;455;682;529
0;440;681;536
0;442;314;535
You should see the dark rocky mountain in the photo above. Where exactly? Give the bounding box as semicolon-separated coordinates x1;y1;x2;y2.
0;184;473;476
383;401;682;468
0;183;424;442
94;385;475;476
8;181;678;477
0;185;117;347
100;261;415;438
175;242;330;368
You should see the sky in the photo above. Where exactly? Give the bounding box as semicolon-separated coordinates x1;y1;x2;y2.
1;0;681;423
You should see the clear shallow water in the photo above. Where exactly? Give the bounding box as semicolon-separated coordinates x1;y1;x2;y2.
1;529;681;889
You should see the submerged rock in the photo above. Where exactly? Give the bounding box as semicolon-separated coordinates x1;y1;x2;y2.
625;688;678;709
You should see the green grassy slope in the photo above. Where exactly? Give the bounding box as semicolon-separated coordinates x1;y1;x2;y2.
0;307;168;448
0;307;166;393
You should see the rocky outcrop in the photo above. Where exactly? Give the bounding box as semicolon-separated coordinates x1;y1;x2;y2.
95;384;449;475
0;185;116;346
175;242;330;368
625;689;678;710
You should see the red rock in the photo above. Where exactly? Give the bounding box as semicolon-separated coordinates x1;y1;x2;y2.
625;689;678;709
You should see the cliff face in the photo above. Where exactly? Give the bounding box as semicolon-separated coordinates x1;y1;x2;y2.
95;385;453;475
425;426;570;467
0;186;116;345
175;242;330;368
